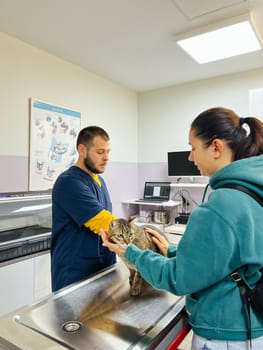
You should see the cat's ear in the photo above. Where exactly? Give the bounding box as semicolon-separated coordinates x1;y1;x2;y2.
129;216;137;224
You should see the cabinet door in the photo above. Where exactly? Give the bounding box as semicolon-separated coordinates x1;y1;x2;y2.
0;259;34;317
34;253;51;300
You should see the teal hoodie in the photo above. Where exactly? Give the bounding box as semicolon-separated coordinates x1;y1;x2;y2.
125;155;263;341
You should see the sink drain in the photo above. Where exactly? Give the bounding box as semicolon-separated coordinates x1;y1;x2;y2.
61;320;83;333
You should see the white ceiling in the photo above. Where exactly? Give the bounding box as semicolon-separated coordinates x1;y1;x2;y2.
1;0;263;92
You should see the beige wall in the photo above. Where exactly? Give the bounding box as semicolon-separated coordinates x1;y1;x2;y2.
0;32;138;162
2;30;263;165
1;31;263;207
138;69;263;162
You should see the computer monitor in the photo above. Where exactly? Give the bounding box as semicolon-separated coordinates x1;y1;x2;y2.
168;151;200;176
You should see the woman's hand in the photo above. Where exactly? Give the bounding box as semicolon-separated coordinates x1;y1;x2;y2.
144;227;169;256
100;229;126;255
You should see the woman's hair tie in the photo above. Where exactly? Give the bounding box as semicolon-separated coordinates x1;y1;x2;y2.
240;117;246;125
240;117;250;136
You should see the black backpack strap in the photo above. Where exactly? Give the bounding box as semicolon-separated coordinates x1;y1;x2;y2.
225;183;263;346
231;271;252;343
222;184;263;207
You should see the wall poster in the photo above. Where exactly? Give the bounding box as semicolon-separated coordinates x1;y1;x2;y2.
29;98;81;191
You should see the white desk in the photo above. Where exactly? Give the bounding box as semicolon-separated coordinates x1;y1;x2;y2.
122;199;181;207
122;200;182;224
165;224;186;235
165;224;186;245
166;233;183;244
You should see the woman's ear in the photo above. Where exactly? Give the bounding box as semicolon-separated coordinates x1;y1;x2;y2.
211;139;224;159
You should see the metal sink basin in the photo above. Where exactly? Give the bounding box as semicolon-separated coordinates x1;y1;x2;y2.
0;262;186;350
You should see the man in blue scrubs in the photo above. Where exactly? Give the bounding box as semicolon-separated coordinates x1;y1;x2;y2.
51;126;116;292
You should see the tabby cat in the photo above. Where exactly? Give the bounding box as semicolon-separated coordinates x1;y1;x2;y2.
108;217;168;296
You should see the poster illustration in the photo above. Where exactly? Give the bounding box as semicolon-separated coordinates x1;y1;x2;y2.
29;99;81;190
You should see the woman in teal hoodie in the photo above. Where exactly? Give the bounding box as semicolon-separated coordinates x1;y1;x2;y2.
102;107;263;350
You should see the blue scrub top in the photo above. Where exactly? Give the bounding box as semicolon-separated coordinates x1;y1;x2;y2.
51;166;116;291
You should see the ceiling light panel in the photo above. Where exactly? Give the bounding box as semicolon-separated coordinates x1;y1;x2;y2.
177;19;261;64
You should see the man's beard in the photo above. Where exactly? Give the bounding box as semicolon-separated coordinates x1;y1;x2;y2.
84;156;102;174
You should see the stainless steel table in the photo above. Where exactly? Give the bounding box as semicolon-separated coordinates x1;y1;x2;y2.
0;262;186;350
